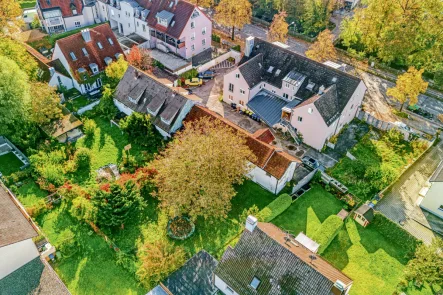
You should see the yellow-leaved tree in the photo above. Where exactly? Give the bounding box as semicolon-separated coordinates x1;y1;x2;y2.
268;11;289;43
387;67;428;112
30;82;63;125
215;0;252;40
0;0;22;35
306;29;337;62
152;115;255;220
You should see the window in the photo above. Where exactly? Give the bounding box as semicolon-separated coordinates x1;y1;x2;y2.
267;66;274;73
298;116;303;122
82;48;88;56
108;37;114;45
235;73;240;78
191;32;195;40
225;286;234;294
191;21;195;29
250;277;261;289
72;9;77;15
239;100;245;106
97;78;102;87
74;21;81;27
69;52;77;60
202;27;206;35
202;38;206;46
271;90;276;94
240;89;245;94
228;83;234;92
85;83;90;91
285;82;290;88
137;21;139;27
111;9;114;16
128;22;130;27
283;93;289;99
228;95;233;101
142;24;146;32
191;44;195;51
118;14;121;18
97;42;103;49
308;108;313;114
191;10;200;19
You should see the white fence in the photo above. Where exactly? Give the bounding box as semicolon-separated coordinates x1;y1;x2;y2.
77;100;100;115
196;49;242;73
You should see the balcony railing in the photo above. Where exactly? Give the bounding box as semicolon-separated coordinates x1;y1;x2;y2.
47;17;63;26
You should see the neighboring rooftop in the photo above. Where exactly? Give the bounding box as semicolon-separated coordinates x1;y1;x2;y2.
355;204;375;222
0;256;71;295
114;66;189;134
41;107;83;138
239;38;362;125
185;106;299;179
0;184;38;248
148;250;218;295
214;222;352;295
55;23;124;81
38;0;83;17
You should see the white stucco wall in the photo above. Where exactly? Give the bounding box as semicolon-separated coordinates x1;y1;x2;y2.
49;72;74;90
63;6;95;31
180;8;212;59
214;275;240;295
420;183;443;219
170;100;194;133
114;99;134;116
276;161;297;193
223;68;250;108
0;239;39;279
247;164;279;193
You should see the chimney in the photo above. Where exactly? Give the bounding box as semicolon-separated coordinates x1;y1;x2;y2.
244;36;254;57
245;215;258;232
318;85;325;95
48;67;55;76
81;29;91;42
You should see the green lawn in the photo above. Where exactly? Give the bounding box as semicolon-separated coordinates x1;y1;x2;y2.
322;217;430;295
64;96;91;112
0;152;24;176
272;184;344;237
328;131;425;201
15;180;48;208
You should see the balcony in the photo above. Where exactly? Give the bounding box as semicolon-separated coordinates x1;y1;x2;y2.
47;17;63;27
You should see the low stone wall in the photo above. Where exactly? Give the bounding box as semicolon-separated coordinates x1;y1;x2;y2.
196;49;242;73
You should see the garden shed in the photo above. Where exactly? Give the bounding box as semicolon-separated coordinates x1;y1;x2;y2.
353;204;374;227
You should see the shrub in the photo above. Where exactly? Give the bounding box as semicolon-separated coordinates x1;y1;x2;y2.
119;112;162;148
3;169;31;186
73;148;91;169
211;33;221;43
311;215;343;254
70;196;97;222
56;229;76;256
26;199;49;218
83;119;97;138
180;68;198;80
257;193;292;222
231;45;241;52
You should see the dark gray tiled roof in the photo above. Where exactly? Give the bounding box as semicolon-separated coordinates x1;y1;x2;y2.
154;250;218;295
214;223;352;295
239;38;362;125
192;48;213;67
313;84;340;126
247;90;289;126
114;66;188;133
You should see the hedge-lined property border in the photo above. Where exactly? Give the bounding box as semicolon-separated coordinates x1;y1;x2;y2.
311;215;344;254
257;193;292;222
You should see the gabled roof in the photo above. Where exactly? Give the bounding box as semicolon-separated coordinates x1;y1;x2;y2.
355;204;374;221
38;0;83;18
114;66;189;133
0;184;38;247
185;106;299;179
253;129;275;144
239;38;362;125
214;222;352;295
55;24;124;82
41;107;83;138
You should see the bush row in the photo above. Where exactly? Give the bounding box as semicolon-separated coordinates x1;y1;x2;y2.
311;215;343;254
257;193;292;222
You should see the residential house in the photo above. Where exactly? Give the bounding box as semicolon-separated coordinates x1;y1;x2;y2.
419;161;443;219
51;23;125;94
95;0;212;60
147;250;218;295
36;0;98;34
114;66;195;137
0;183;70;294
224;37;367;150
185;106;300;194
214;216;353;295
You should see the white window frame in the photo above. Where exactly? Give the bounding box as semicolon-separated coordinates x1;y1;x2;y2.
74;21;81;28
298;116;303;122
308;108;313;114
240;89;245;95
191;44;195;51
191;21;195;29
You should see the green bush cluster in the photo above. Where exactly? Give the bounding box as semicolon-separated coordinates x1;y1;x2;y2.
257;193;292;222
231;45;241;52
311;215;343;254
211;34;221;43
180;68;198;80
83;119;97;138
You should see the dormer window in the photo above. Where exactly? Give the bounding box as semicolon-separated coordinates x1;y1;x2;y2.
90;63;99;74
97;42;103;49
82;48;88;56
104;57;113;65
275;69;281;76
191;10;199;19
69;52;77;60
169;1;173;8
72;9;77;15
267;66;274;73
306;81;315;91
108;38;114;45
156;10;174;27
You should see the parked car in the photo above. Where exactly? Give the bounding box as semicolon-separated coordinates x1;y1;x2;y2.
302;156;325;171
185;78;203;87
198;71;215;80
407;105;434;120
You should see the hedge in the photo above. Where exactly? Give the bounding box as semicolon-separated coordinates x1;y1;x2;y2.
258;193;292;222
311;215;344;254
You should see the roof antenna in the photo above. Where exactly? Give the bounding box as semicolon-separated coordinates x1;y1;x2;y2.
309;254;317;264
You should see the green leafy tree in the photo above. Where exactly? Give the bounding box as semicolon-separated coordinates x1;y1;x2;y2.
0;0;22;35
302;0;334;35
105;56;128;88
94;181;144;229
387;67;428;111
268;11;289;43
31;15;41;29
215;0;252;40
0;56;31;136
0;37;38;79
120;112;162;148
96;85;118;119
30;82;63;125
405;238;443;288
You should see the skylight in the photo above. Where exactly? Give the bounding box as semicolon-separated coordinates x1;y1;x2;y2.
267;66;274;73
275;69;281;76
82;48;88;56
250;277;261;289
108;38;114;45
69;52;77;60
97;42;103;49
332;77;337;83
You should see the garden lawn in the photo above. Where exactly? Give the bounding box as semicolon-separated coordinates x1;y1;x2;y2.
272;184;344;237
0;152;23;176
322;216;431;295
15;180;48;208
35;202;146;295
64;96;91;112
328;131;422;201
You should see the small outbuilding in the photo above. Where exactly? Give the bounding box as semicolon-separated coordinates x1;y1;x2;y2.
41;107;83;143
353;204;374;227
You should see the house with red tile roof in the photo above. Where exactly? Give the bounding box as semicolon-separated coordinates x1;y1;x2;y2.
37;0;97;34
95;0;212;60
51;23;125;94
185;105;300;194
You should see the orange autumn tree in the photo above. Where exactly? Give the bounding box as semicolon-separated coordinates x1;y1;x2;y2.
126;45;153;72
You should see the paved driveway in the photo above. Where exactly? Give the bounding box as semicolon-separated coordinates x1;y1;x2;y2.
376;140;443;244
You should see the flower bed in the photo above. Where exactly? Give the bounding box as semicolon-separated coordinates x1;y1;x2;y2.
167;216;195;240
